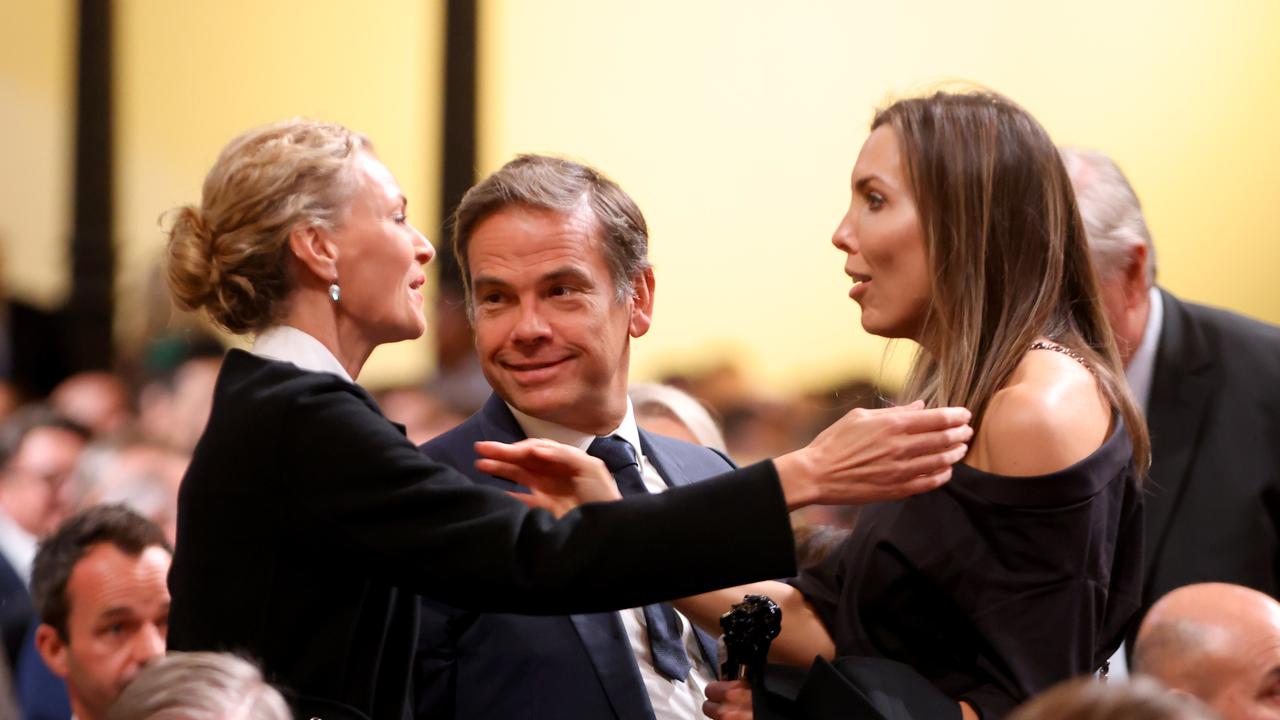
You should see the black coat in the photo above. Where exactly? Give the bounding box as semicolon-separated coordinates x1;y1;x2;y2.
1142;289;1280;609
166;350;796;720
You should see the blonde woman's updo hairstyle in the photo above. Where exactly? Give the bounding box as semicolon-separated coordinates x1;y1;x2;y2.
166;119;371;334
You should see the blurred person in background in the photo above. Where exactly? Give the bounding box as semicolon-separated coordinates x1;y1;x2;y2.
1133;583;1280;720
49;373;132;438
106;652;290;720
0;407;89;675
1006;677;1216;720
630;381;728;454
375;386;466;445
135;344;223;454
421;275;492;417
25;505;171;720
71;433;187;545
1063;147;1280;622
15;435;186;719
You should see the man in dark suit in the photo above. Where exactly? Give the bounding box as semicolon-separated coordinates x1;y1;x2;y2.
27;504;171;720
415;155;727;719
1064;148;1280;615
0;407;88;680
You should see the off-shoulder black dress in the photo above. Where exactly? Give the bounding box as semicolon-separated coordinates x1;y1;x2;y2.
791;419;1143;719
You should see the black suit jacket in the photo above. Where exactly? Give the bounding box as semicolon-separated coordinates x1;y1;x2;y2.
0;550;33;676
1142;289;1280;609
166;351;796;720
414;395;727;720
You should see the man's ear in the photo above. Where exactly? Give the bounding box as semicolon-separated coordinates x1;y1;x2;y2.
1121;243;1150;310
35;623;69;679
288;223;340;286
629;267;656;338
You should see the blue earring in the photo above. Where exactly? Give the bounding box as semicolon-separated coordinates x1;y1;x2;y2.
328;282;341;303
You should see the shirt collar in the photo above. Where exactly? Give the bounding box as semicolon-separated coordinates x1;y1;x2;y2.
506;398;642;455
0;510;37;585
1124;286;1164;414
251;326;354;383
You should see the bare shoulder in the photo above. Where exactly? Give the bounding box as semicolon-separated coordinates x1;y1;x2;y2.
966;350;1111;477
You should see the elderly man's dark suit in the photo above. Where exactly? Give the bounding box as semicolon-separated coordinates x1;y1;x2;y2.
414;394;728;720
1141;289;1280;610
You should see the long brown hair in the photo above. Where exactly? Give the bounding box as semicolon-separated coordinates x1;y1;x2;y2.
877;90;1149;472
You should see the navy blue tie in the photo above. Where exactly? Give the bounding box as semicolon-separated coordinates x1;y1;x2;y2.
587;435;694;682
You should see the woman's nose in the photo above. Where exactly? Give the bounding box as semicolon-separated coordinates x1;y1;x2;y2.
413;225;435;265
831;211;858;253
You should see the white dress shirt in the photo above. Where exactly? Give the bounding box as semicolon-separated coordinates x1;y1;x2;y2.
1124;286;1165;414
0;510;37;585
508;400;716;720
251;325;354;383
1104;286;1164;680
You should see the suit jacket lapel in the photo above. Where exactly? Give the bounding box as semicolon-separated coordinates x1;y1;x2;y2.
1143;290;1216;589
477;393;527;445
568;613;658;720
639;429;690;489
639;431;723;675
486;399;655;718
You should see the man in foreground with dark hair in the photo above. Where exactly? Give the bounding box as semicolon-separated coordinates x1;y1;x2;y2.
414;154;733;720
26;504;171;720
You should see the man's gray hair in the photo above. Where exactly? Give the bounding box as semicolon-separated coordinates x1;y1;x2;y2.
450;154;651;319
105;652;291;720
1060;147;1156;286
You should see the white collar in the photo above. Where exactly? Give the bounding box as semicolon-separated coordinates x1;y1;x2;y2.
1124;286;1164;413
0;510;37;585
507;398;643;455
251;326;354;383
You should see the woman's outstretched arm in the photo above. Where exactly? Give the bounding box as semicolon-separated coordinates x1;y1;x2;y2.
674;581;836;666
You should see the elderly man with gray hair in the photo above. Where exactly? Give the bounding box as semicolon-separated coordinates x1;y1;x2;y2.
1062;148;1280;624
106;652;291;720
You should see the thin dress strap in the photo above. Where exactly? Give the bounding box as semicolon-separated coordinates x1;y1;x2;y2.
1029;340;1095;375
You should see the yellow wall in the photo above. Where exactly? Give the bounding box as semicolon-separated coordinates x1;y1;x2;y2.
478;0;1280;393
114;0;444;386
4;2;1279;394
0;0;74;308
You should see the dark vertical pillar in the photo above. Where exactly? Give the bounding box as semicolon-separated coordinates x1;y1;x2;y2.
68;0;115;371
437;0;477;290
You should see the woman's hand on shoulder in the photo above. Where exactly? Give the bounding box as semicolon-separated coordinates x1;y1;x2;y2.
474;439;621;518
969;354;1110;476
775;401;973;509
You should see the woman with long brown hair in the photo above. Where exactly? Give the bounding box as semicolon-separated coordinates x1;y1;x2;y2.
688;90;1148;720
